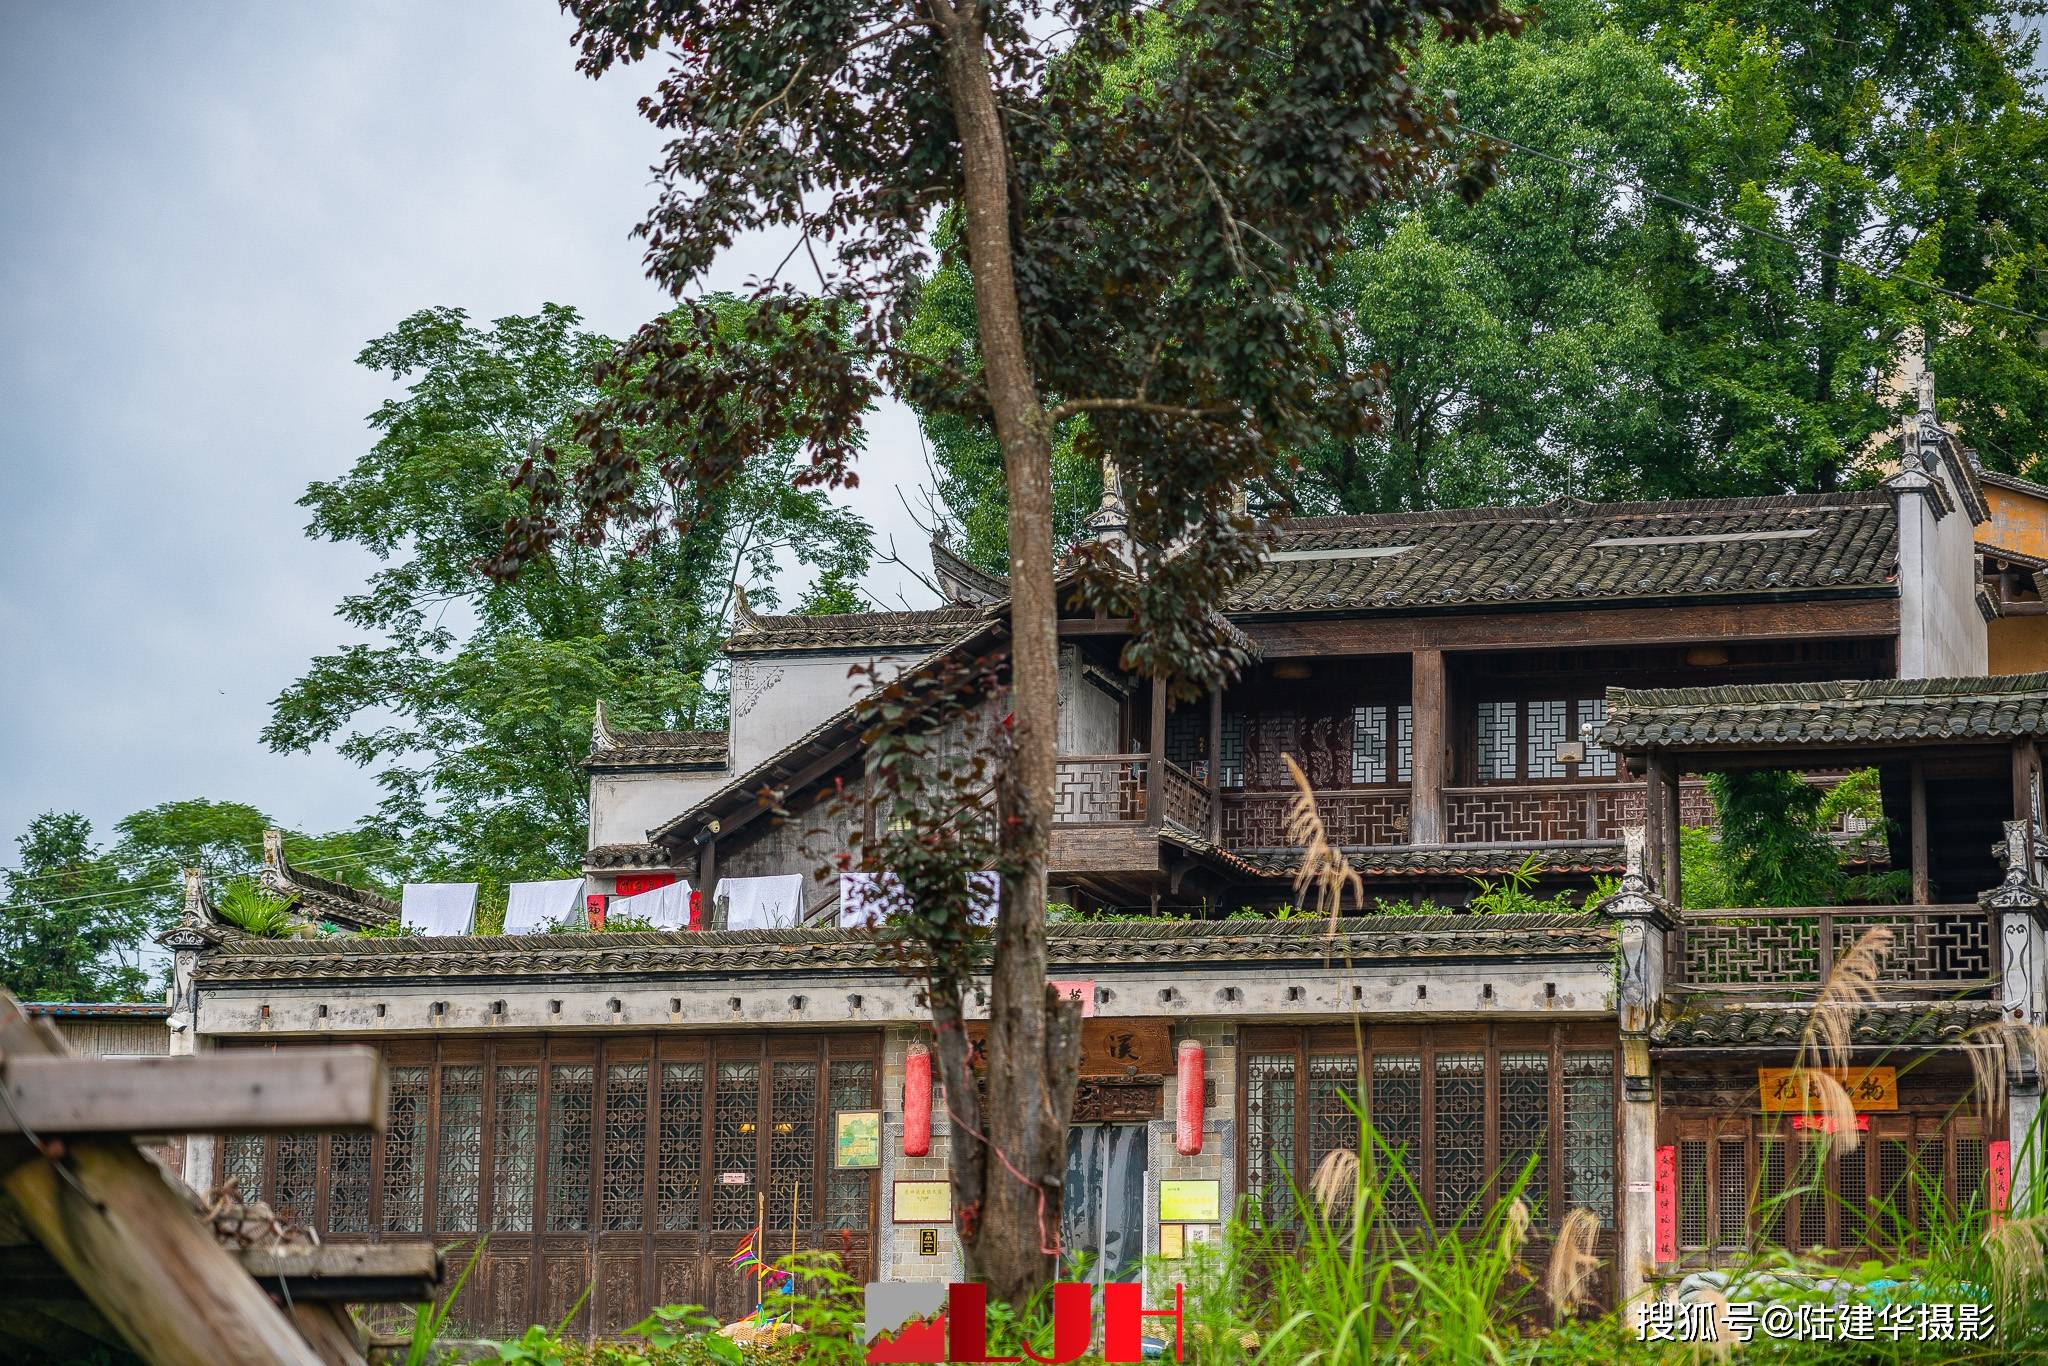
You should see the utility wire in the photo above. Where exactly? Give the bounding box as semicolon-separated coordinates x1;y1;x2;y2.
4;845;406;914
1455;121;2048;330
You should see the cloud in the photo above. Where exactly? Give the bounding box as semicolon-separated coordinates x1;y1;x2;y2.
0;1;934;858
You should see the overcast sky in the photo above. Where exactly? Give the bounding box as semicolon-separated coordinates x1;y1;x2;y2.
0;2;935;868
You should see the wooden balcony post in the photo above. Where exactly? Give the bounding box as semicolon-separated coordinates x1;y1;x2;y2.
1909;759;1930;906
1207;686;1223;843
1644;751;1672;895
1146;681;1167;825
1409;648;1446;844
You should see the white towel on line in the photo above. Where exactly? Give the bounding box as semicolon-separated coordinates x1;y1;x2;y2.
715;874;807;931
608;879;694;930
503;877;585;934
838;871;999;929
401;882;478;936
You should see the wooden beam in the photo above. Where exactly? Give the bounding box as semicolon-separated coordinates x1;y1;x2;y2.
0;1050;386;1136
1664;755;1684;909
0;996;330;1366
1056;619;1135;636
1207;686;1223;844
1643;751;1671;894
1409;649;1447;844
1909;759;1930;906
1146;682;1167;825
239;1243;443;1303
1245;596;1897;657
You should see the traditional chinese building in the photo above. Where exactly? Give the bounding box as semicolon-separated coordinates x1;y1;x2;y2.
154;380;2048;1333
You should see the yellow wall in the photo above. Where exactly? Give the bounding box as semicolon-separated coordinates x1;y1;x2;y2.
1984;485;2048;561
1990;618;2048;675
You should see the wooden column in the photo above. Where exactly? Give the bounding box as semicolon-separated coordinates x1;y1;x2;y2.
1643;751;1671;894
1145;681;1168;825
2015;740;2042;835
1909;759;1930;906
1207;686;1223;843
1664;757;1684;910
697;833;718;901
1409;648;1447;845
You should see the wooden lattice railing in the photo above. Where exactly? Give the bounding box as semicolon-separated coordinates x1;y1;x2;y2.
1160;759;1212;834
1672;904;1996;999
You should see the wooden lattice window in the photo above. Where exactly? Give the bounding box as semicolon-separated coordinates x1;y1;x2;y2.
491;1065;539;1232
1662;1110;1993;1262
712;1060;761;1231
436;1065;483;1233
656;1060;705;1232
546;1064;595;1232
382;1065;429;1233
601;1061;650;1232
826;1060;877;1230
1472;696;1615;782
767;1060;818;1230
1241;1025;1617;1233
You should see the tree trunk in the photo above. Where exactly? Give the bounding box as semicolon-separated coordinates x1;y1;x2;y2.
929;0;1082;1304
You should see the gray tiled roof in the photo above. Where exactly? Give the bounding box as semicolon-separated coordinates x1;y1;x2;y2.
1652;1001;1998;1049
1597;673;2048;750
193;914;1613;982
583;728;727;770
259;853;398;931
584;842;683;870
1228;493;1897;613
725;606;986;655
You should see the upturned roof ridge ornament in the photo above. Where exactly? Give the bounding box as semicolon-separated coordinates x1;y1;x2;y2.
1596;826;1674;927
1982;818;2048;915
1081;453;1135;569
730;580;764;634
591;698;617;753
156;866;224;952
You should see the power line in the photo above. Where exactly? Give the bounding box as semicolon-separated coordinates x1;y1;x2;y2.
4;845;406;915
1456;121;2048;330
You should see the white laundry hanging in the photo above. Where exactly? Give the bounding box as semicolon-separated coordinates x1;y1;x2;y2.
503;877;585;934
400;882;478;936
838;870;999;928
715;874;807;930
608;879;695;930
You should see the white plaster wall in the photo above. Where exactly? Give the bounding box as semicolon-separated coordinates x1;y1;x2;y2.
1057;645;1123;755
589;770;730;847
1896;467;1988;678
731;651;927;774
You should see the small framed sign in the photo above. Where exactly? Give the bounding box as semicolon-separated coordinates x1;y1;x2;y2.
893;1180;953;1224
835;1110;882;1169
1159;1179;1220;1222
918;1228;939;1257
1158;1223;1185;1260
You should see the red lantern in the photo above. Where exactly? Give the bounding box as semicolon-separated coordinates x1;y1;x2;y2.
903;1043;933;1157
585;894;607;931
1175;1040;1204;1155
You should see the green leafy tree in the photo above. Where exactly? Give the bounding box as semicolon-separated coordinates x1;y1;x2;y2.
0;813;153;1002
526;0;1518;1301
1622;0;2048;488
266;303;872;885
107;797;395;925
911;0;2048;523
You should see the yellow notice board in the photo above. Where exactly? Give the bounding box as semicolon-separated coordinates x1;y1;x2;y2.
1758;1066;1897;1112
893;1180;953;1224
1159;1179;1220;1222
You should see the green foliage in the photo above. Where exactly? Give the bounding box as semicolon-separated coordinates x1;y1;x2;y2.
0;812;153;1001
1465;855;1595;915
1707;770;1841;907
405;1238;484;1366
266;303;871;890
907;0;2048;520
211;881;299;939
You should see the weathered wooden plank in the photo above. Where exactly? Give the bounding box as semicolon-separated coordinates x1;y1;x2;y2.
0;1050;387;1135
240;1243;443;1302
288;1302;372;1366
0;994;329;1366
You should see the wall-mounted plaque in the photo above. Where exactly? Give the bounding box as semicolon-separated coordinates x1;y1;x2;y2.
893;1180;953;1224
835;1110;882;1169
1158;1179;1220;1222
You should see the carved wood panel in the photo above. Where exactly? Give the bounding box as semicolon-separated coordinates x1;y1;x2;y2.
216;1031;879;1340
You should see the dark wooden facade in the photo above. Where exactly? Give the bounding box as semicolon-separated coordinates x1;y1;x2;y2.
217;1032;880;1338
